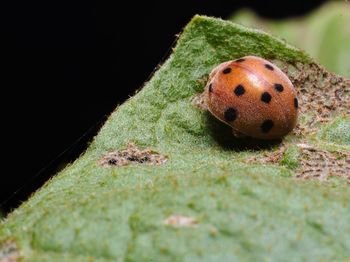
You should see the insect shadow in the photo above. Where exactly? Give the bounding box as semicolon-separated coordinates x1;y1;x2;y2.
204;111;282;151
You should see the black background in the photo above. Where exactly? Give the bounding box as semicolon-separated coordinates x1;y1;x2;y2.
1;0;326;214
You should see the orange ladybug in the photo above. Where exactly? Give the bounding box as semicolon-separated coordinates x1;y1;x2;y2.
205;55;298;140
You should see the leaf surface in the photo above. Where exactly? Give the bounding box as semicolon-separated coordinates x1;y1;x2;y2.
1;15;349;262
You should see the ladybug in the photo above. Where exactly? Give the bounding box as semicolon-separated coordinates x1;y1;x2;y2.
204;55;298;140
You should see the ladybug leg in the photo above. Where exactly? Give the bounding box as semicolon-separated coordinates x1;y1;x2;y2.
232;128;248;138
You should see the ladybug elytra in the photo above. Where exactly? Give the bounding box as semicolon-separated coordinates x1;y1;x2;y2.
204;55;298;139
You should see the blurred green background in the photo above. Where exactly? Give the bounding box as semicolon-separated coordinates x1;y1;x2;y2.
230;1;350;77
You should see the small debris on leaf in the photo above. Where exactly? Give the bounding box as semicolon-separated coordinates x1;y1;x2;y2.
99;142;167;167
0;241;20;262
163;215;198;227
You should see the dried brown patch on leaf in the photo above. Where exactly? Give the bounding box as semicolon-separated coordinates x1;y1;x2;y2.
99;142;167;167
0;241;20;262
192;92;208;110
296;143;350;182
246;143;350;182
163;215;198;227
193;74;211;110
245;144;286;165
272;60;350;135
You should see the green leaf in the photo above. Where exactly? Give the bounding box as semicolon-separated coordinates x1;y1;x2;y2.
1;15;349;261
317;116;350;145
230;1;350;77
280;145;300;170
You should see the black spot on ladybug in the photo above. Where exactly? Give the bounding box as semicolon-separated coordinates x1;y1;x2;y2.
294;97;298;108
235;58;245;62
261;119;274;133
234;85;245;96
208;83;213;92
265;64;274;70
261;92;272;103
223;68;232;74
224;107;237;122
274;83;284;92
